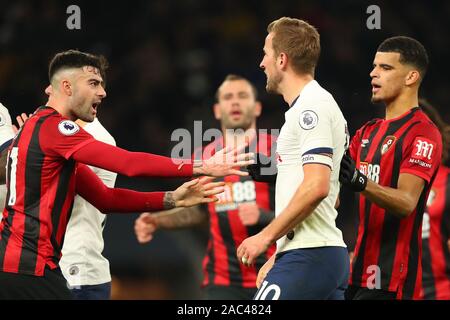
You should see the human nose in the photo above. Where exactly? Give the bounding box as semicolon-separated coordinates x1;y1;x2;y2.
98;85;107;98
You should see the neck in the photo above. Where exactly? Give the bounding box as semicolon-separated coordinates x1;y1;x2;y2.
76;119;87;127
280;73;314;106
47;95;76;120
384;90;418;120
222;124;257;147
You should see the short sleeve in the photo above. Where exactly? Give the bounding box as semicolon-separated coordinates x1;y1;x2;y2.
39;116;96;160
400;123;442;183
295;104;334;168
349;128;363;160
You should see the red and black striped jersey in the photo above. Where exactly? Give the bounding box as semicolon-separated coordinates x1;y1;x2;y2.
349;107;442;300
0;107;96;276
197;133;276;288
422;166;450;299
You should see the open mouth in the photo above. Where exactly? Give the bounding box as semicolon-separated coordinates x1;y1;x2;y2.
92;103;99;113
372;84;381;93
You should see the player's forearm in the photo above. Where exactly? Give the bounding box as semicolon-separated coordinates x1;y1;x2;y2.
362;180;418;218
73;140;194;177
86;189;169;213
153;206;207;229
76;163;176;212
261;179;328;243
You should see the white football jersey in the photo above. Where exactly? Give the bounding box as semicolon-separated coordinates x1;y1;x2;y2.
275;80;348;253
60;118;117;286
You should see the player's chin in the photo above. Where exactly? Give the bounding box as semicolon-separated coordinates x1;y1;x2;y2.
80;114;95;122
370;95;383;104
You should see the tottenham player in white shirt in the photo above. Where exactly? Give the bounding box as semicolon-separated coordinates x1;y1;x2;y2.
60;117;117;299
0;103;16;205
237;17;350;300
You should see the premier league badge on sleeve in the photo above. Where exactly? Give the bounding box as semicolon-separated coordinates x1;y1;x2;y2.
299;110;318;130
58;120;80;136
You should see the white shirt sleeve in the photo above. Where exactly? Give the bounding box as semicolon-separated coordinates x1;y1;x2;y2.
294;103;334;168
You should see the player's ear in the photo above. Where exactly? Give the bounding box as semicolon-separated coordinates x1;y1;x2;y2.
213;103;222;120
405;70;420;86
44;85;53;96
278;52;288;70
61;79;72;96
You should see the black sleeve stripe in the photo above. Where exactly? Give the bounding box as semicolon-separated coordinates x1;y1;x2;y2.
302;147;333;156
0;138;13;153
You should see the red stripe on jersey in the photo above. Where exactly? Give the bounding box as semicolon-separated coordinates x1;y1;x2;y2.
2;115;37;273
359;201;385;287
225;174;255;288
350;108;442;298
201;241;211;287
208;205;230;286
200;133;276;288
423;167;450;299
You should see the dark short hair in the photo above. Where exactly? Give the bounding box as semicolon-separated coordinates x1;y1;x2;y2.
215;74;258;101
377;36;428;79
419;98;450;163
48;49;109;83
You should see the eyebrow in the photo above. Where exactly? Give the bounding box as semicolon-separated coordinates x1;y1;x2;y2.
87;78;104;85
373;63;394;69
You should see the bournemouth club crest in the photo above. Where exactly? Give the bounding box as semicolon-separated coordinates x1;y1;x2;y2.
381;135;396;155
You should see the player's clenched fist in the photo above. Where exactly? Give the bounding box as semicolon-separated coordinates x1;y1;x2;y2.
134;213;158;244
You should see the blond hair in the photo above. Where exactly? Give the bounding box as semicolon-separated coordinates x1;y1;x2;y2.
267;17;320;75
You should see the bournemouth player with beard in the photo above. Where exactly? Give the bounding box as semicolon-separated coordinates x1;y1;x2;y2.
418;99;450;300
0;50;253;299
340;37;442;300
135;74;277;299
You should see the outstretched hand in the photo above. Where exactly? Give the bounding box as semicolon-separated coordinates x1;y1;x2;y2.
173;177;225;207
12;113;31;133
195;144;255;177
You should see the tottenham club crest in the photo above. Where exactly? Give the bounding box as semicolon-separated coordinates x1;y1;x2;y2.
300;110;318;130
381;135;396;155
58;120;80;136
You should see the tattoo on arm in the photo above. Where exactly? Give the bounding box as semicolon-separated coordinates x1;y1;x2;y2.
163;191;176;210
155;206;208;229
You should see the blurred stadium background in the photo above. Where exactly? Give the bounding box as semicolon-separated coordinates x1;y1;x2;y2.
0;0;448;299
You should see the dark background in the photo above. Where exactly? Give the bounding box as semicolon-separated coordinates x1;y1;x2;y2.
0;0;448;299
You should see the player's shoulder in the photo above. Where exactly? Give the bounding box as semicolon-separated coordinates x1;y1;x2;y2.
84;118;116;146
360;118;382;131
295;81;341;117
409;110;441;137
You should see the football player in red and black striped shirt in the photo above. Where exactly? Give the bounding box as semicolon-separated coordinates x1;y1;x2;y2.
340;37;442;300
0;51;252;299
419;99;450;300
135;75;276;299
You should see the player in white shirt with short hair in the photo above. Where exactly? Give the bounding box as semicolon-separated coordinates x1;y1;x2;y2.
237;17;349;300
60;117;117;299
